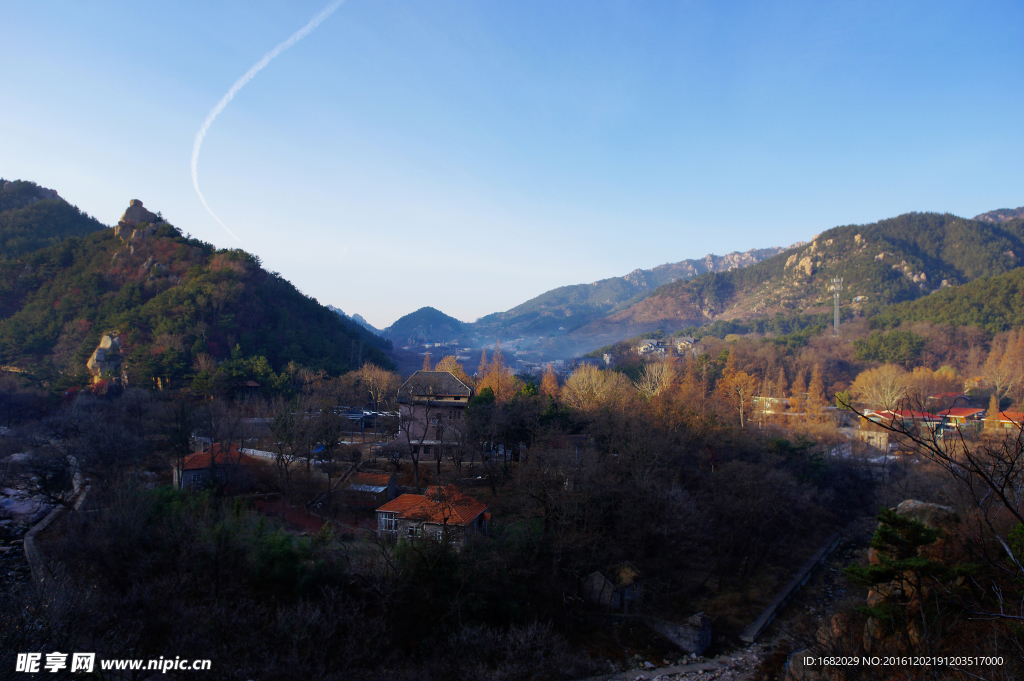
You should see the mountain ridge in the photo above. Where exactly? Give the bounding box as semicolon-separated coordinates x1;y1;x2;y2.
571;210;1024;342
0;178;107;261
471;246;789;338
0;194;393;391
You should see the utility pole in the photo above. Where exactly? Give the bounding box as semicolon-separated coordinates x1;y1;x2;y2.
829;277;843;337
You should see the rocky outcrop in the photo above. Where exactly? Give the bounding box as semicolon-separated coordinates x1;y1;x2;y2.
114;199;163;240
86;333;123;382
974;206;1024;224
862;500;959;652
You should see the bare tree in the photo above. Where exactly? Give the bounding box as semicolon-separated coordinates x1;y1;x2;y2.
358;363;400;411
633;360;675;400
984;330;1024;406
399;397;440;493
850;364;911;411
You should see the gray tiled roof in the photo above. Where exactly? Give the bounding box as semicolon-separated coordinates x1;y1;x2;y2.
397;371;473;401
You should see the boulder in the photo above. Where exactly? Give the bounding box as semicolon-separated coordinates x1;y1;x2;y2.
863;500;960;652
120;199;159;228
86;333;122;381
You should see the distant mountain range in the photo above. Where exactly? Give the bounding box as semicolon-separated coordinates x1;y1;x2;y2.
473;247;789;337
326;305;385;336
574;210;1024;341
383;307;469;347
380;207;1024;359
379;247;790;351
7;175;1021;377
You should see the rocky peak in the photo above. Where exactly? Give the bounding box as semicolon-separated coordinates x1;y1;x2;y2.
113;199;163;240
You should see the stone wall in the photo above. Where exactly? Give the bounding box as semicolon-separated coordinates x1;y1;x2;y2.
644;613;712;655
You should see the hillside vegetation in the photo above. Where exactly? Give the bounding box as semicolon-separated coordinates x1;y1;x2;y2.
871;266;1024;334
576;212;1024;338
0;216;391;392
0;179;106;261
474;247;786;336
385;306;469;346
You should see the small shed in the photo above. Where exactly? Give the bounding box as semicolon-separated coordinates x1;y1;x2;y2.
341;472;398;508
173;444;258;492
582;562;643;612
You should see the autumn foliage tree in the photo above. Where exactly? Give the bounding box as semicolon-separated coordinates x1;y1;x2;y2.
434;355;472;386
475;342;522;403
850;364;910;411
790;367;807;415
561;364;632;412
806;363;827;420
718;369;759;428
540;363;559;398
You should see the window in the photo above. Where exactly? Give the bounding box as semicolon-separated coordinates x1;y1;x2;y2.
381;513;396;532
407;526;417;537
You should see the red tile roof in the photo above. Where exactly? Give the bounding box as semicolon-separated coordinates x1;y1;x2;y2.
993;411;1024;424
936;407;985;418
348;472;393;487
179;444;259;471
376;485;487;526
872;409;941;422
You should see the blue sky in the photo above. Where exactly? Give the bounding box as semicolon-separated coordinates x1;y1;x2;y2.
2;1;1021;328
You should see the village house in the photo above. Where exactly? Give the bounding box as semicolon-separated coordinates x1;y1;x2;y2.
173;443;259;491
753;395;791;414
397;370;473;458
986;410;1024;431
864;409;943;436
637;339;666;356
936;406;986;431
675;336;696;353
339;471;398;508
376;485;489;547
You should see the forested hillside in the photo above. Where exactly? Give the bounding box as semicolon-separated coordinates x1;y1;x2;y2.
0;179;106;260
871;267;1024;333
473;247;786;336
385;306;469;345
575;212;1024;338
0;210;391;392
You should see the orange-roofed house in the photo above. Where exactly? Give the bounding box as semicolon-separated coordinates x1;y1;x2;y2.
936;406;986;428
376;485;488;547
340;471;398;508
173;444;259;491
986;411;1024;431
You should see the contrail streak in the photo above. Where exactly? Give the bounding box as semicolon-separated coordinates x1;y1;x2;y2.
191;0;345;242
